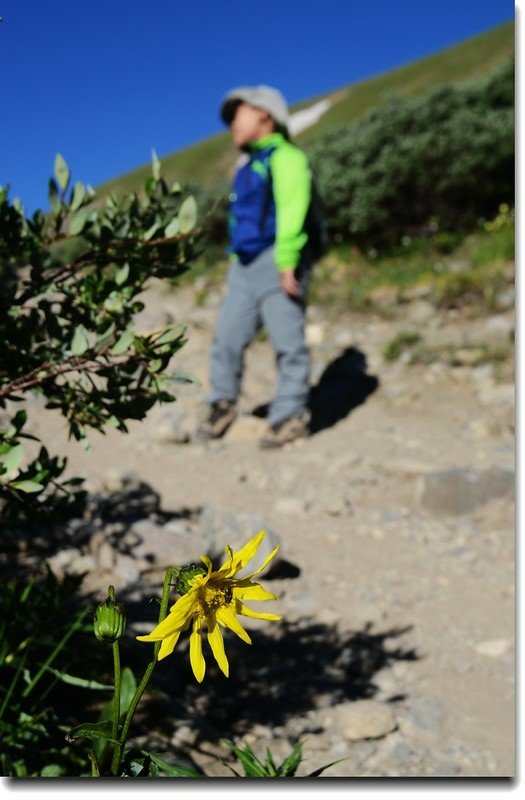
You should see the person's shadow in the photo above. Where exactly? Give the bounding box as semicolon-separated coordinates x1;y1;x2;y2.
252;346;378;434
308;346;379;434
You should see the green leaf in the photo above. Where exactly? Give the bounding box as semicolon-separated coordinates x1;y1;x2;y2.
169;368;199;385
46;667;114;690
119;667;137;715
47;235;91;266
305;757;346;777
40;764;65;777
71;325;89;356
178;195;197;234
151;148;161;181
54;153;70;192
10;480;44;493
65;719;119;744
0;444;25;476
164;217;179;237
48;178;60;211
148;753;203;778
115;262;130;285
278;741;303;776
103;292;124;313
68;208;89;236
143;220;160;240
70;180;86;211
153;325;185;346
110;329;134;355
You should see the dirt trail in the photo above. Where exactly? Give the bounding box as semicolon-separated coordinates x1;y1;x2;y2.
27;277;515;777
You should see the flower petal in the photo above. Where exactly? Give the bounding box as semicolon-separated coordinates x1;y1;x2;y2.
157;629;182;660
226;530;266;575
189;617;206;683
215;544;235;576
232;581;277;602
198;555;213;574
207;616;229;677
216;606;252;644
237;602;282;622
247;545;280;578
138;592;196;641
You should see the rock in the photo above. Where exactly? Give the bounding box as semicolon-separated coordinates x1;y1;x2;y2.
47;547;83;576
199;504;281;575
93;480;162;521
416;467;514;515
477;383;515;410
405;300;435;324
224;416;267;442
100;468;141;493
274;496;309;515
317;489;352;517
112;552;142;587
128;519;202;567
474;638;512;657
494;289;515;311
369;286;399;309
328;700;398;742
305;322;326;346
478;315;514;346
153;411;191;444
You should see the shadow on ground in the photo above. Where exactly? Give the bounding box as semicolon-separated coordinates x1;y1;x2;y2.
125;614;418;746
308;346;379;434
252;346;379;434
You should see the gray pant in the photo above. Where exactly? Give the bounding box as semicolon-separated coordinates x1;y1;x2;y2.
209;247;311;426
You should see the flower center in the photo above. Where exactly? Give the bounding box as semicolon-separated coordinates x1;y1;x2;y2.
199;583;233;613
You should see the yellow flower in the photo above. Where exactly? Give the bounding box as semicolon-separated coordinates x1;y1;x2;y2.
137;530;281;682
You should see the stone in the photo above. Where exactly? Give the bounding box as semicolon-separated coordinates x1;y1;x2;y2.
223;415;267;442
274;496;308;515
199;504;281;576
100;468;141;493
331;700;398;742
474;638;512;657
478;383;515;410
405;300;435;324
305;322;326;346
153;411;190;444
416;467;515;516
47;547;82;576
478;315;514;346
94;480;162;521
129;519;202;567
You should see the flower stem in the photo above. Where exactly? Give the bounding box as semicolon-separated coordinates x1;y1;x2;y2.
110;566;180;777
111;640;121;743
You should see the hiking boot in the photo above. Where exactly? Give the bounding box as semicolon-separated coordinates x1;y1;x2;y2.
196;400;236;440
259;412;310;449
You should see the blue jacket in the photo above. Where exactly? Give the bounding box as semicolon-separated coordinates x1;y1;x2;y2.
228;133;312;269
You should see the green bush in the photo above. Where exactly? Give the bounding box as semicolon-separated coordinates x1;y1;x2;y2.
309;59;514;247
0;154;198;521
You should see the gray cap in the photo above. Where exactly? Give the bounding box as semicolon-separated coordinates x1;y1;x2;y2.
220;85;289;133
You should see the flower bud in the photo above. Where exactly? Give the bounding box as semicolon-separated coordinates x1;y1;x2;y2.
94;594;126;642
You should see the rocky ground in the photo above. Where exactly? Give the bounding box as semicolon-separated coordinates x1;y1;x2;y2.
9;268;515;779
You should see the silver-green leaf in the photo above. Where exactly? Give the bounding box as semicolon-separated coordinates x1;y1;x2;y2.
71;325;89;356
178;195;197;234
54;153;70;192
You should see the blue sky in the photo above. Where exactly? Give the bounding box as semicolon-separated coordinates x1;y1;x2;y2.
1;0;516;214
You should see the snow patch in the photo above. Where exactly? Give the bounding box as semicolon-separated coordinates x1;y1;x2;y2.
289;98;332;136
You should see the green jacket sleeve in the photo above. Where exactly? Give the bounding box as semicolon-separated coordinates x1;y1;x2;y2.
270;143;311;270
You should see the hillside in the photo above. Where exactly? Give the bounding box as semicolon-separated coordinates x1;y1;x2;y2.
97;21;514;197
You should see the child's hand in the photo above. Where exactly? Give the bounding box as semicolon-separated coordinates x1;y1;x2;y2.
279;269;299;297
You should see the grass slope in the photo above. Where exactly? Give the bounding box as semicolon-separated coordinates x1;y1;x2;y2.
97;21;514;198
